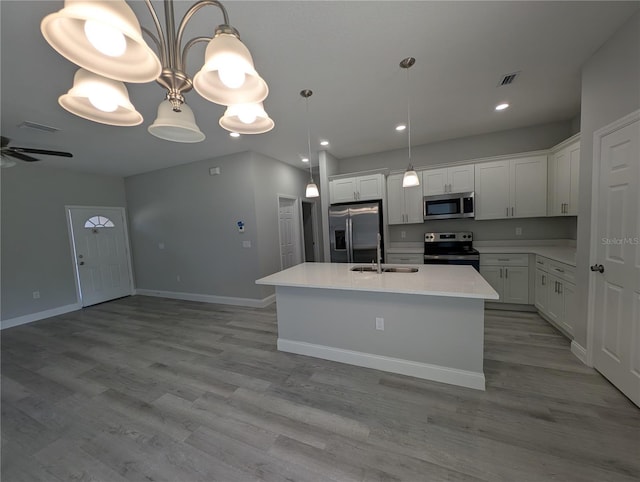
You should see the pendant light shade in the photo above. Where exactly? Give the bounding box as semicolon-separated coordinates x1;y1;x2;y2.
402;168;420;187
219;102;274;134
41;0;161;83
305;182;320;198
148;100;205;143
193;33;269;106
400;57;420;188
58;68;143;126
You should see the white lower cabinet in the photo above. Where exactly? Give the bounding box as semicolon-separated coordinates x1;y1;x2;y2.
534;255;576;337
480;254;529;304
386;253;423;264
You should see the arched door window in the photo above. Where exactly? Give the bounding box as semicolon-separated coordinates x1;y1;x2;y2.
84;216;115;228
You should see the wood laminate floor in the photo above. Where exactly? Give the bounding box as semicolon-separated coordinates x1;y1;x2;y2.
2;296;639;481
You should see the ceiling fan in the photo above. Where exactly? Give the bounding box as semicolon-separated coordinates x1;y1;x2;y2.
1;136;73;167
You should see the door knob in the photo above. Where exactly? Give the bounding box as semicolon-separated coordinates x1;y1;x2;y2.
590;264;604;273
79;261;85;266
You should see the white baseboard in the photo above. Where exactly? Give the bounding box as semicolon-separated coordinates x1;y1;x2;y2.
278;338;486;391
135;289;275;308
1;303;81;330
571;340;588;366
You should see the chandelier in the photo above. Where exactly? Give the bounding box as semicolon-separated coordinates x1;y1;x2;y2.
40;0;274;142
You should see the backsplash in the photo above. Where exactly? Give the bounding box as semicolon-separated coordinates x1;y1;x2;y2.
388;216;577;242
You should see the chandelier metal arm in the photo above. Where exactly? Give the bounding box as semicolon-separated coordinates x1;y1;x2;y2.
176;0;235;61
181;36;212;72
142;0;168;67
141;27;163;62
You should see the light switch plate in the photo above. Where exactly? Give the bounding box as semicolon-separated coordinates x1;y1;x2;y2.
242;240;251;248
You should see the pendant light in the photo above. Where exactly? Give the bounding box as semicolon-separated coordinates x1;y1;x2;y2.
301;90;319;198
400;57;420;188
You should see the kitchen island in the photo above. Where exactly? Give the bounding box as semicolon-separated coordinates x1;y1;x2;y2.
256;263;498;390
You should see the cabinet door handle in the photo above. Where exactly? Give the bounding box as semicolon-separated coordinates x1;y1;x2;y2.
499;268;503;278
511;207;514;216
505;268;508;279
506;207;509;217
542;274;546;286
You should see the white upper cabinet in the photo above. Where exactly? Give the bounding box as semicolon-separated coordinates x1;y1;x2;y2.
387;173;423;225
548;136;580;216
329;173;384;204
423;164;474;195
475;155;547;219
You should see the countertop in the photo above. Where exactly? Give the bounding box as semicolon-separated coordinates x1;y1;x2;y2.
256;262;499;300
475;245;576;266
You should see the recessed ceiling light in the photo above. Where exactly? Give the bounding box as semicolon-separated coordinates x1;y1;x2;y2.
495;103;509;111
302;157;309;163
320;140;329;146
395;124;406;131
229;132;240;137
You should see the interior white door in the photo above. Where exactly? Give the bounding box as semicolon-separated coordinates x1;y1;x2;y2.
592;115;639;407
279;197;301;270
68;207;132;307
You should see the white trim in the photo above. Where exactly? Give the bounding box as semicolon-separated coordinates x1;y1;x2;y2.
587;109;640;367
136;289;275;308
1;303;80;330
571;340;588;366
277;338;486;391
549;132;581;153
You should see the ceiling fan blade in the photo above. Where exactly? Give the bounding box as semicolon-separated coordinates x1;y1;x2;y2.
10;147;73;158
5;150;40;162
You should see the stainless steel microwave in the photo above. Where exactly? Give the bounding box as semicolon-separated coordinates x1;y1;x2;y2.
423;192;475;220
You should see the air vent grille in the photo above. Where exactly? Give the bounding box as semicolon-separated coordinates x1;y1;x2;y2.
18;121;59;133
498;71;520;86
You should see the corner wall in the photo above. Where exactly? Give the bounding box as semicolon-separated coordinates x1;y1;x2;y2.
575;11;640;349
1;163;126;322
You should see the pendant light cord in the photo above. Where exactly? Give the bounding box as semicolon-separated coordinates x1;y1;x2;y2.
306;96;314;181
406;66;412;168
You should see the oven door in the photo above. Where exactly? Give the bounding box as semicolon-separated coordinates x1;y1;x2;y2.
423;254;480;271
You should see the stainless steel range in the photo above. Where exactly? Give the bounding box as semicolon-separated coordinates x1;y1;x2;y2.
424;232;480;271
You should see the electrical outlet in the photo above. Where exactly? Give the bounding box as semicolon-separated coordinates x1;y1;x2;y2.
515;227;522;236
33;291;40;299
242;240;251;248
400;231;406;239
375;317;384;331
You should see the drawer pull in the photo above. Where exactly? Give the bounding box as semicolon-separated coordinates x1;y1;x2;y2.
537;260;544;265
497;258;510;261
554;268;565;273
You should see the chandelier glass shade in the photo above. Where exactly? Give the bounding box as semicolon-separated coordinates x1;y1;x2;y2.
58;68;143;126
40;0;273;142
40;0;161;83
148;100;205;142
219;103;274;134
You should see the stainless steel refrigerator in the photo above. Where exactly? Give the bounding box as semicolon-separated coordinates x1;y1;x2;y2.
329;201;384;263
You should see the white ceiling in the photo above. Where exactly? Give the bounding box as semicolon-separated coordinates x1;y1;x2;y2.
1;1;638;177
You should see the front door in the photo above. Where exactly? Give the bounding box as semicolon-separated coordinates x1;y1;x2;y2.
68;206;133;307
591;112;639;407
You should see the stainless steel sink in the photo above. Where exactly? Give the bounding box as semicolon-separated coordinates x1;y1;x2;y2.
350;266;379;272
350;266;418;273
383;267;418;273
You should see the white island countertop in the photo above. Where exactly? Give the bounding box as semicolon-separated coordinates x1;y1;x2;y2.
257;262;499;300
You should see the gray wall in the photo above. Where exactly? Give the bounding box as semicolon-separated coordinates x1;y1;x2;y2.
389;217;577;243
319;150;339;260
338;120;573;173
125;151;311;302
251;151;316;298
575;11;640;348
1;163;126;320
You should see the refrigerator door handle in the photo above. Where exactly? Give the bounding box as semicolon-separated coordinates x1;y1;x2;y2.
345;218;352;263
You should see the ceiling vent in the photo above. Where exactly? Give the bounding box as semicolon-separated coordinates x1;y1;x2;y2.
498;71;520;87
18;121;59;133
